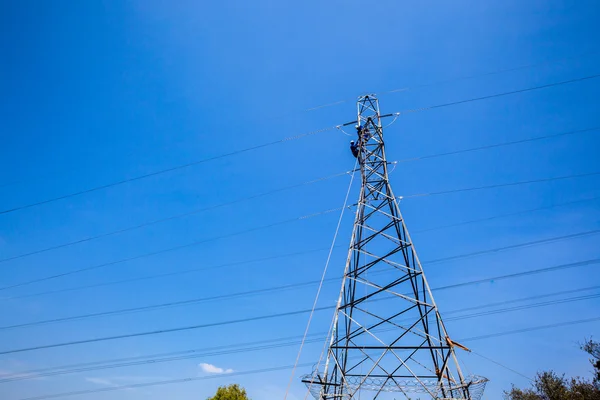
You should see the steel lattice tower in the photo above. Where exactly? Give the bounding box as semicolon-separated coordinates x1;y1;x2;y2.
302;95;487;400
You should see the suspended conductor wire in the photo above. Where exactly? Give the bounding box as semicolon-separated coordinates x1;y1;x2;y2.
14;316;600;400
0;170;349;264
300;50;599;115
3;193;597;303
396;73;600;115
470;350;533;382
303;302;338;400
0;126;336;216
283;159;359;400
1;286;596;384
0;205;346;292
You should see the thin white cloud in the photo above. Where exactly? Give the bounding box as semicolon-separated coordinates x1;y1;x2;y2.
85;377;115;386
199;363;234;374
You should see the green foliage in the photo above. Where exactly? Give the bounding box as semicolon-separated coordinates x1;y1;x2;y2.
504;339;600;400
207;384;250;400
582;338;600;385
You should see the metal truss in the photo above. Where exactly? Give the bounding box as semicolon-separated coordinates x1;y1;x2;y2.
303;95;487;400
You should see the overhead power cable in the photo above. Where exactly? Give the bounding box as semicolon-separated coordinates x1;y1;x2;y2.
2;170;597;292
0;170;349;264
380;51;599;96
1;257;598;331
4;194;597;302
0;247;332;301
3;128;598;266
0;206;344;291
403;171;600;199
13;316;600;400
342;73;600;127
284;159;357;400
308;50;598;113
2;284;598;383
400;73;600;114
413;195;600;233
396;127;600;164
0;127;335;216
461;316;600;342
425;229;600;265
2;261;598;356
5;72;599;217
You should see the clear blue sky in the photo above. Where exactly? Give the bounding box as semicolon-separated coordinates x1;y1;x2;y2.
1;1;599;399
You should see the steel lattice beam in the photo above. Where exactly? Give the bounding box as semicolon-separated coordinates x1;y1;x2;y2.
302;94;487;400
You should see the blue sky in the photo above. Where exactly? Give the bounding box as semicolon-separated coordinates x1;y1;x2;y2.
1;0;599;399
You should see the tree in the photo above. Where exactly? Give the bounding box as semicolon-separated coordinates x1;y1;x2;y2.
582;338;600;386
504;339;600;399
207;384;250;400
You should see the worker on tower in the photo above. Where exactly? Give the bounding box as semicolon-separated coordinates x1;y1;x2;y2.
350;140;359;158
356;124;370;142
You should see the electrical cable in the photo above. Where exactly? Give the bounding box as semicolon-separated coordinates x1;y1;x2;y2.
0;170;349;264
425;229;600;265
306;50;599;114
4;129;597;266
460;316;600;343
380;51;599;96
3;285;598;383
0;206;345;292
284;159;358;400
13;316;600;400
0;247;332;302
403;171;600;199
2;261;599;356
4;72;599;217
396;127;600;164
413;195;600;234
0;126;335;216
4;193;596;303
2;170;596;292
396;73;600;116
341;73;600;127
470;350;533;381
1;257;598;332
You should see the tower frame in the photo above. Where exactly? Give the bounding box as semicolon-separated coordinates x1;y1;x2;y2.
303;95;487;400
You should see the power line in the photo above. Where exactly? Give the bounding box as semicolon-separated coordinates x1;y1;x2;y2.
0;306;331;356
2;256;598;356
4;193;596;302
2;257;599;331
0;247;332;301
426;229;600;265
413;195;600;234
398;73;600;115
3;285;598;383
0;206;344;292
461;316;600;342
403;171;600;199
16;362;316;400
0;126;335;216
5;73;599;217
3;133;597;267
380;51;599;96
396;127;600;164
0;170;349;264
342;73;600;127
3;170;597;292
13;316;600;400
308;50;598;113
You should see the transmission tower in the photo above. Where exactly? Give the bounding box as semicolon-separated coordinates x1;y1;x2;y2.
302;95;487;400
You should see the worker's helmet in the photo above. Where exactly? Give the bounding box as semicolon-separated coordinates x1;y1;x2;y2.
350;140;355;144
